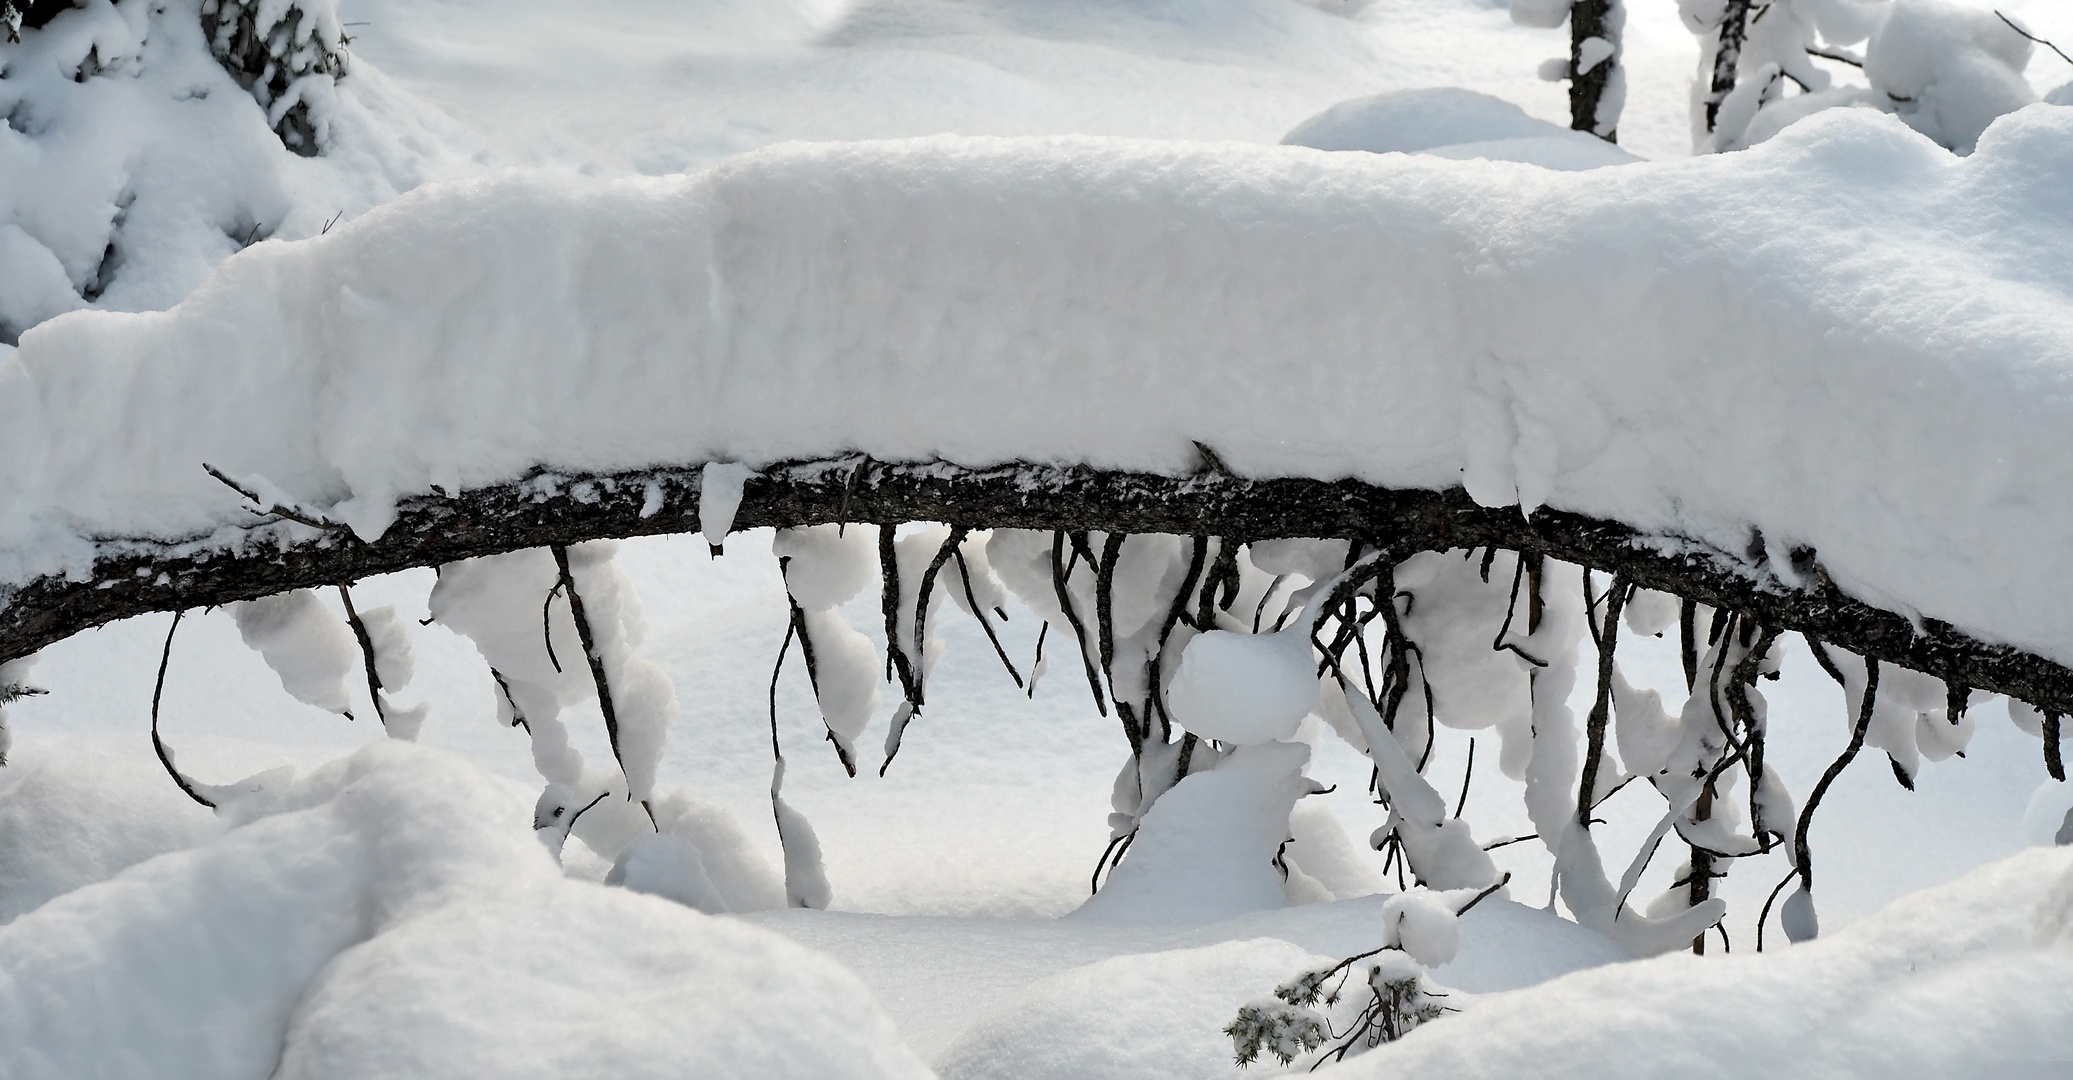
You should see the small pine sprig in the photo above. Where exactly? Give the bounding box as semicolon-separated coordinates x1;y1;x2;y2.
1226;1000;1328;1068
1368;973;1451;1044
0;682;45;706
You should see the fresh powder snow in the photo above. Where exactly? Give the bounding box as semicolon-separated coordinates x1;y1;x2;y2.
4;0;2073;1077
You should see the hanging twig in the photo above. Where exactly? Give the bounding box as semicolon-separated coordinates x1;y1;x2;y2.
1096;532;1125;673
1490;552;1548;668
1027;622;1047;699
1090;828;1137;895
1793;655;1880;893
1577;574;1629;825
1050;530;1109;718
542;582;565;673
2045;710;2066;782
836;455;868;537
336;582;389;731
1253;573;1291;633
149;611;215;809
1755;867;1798;952
953;547;1022;688
778;563;854;777
1371;563;1418;736
1196;538;1241;629
490;668;529;734
551;543;656;830
1525;553;1544;634
1679;598;1699;691
1729;623;1783;845
907;526;969;708
769;616;795;761
1454;737;1476;819
880;526;920;703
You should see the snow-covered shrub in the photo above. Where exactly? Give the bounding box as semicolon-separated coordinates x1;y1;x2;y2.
199;0;346;155
1229;884;1491;1067
0;0;459;344
1686;0;2044;154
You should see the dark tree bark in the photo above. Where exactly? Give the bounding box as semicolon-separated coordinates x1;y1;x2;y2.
4;456;2071;715
1702;0;1753;134
1568;0;1622;141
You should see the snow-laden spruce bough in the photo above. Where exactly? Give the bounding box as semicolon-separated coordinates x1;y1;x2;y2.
3;98;2073;1069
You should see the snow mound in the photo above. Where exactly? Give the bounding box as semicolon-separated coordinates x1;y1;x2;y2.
0;742;219;926
1328;846;2073;1078
0;740;930;1080
1076;742;1312;924
1281;87;1639;169
7;106;2073;670
935;938;1332;1080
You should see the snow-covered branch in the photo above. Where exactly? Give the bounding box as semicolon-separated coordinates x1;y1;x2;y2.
9;456;2073;718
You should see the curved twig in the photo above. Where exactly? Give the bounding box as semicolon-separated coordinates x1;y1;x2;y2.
149;611;215;809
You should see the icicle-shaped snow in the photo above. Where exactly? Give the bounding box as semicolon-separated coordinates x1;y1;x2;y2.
228;589;357;716
1341;681;1499;891
774;524;883;766
699;461;754;554
432;541;677;854
770;757;831;909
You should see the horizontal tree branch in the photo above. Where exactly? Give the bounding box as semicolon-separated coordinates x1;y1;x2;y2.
3;456;2068;713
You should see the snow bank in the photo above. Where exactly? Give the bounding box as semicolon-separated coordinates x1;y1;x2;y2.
935;938;1333;1080
0;741;218;925
1329;845;2073;1077
0;740;931;1080
7;105;2073;670
1282;86;1641;169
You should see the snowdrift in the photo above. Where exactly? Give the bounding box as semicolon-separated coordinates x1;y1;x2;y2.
4;104;2073;666
1335;844;2073;1078
0;741;931;1080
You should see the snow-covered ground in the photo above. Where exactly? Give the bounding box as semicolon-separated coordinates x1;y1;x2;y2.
4;0;2073;1076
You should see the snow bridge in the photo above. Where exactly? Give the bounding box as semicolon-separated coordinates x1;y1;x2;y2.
3;112;2072;723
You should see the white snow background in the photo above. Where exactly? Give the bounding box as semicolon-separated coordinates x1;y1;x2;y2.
4;0;2073;1076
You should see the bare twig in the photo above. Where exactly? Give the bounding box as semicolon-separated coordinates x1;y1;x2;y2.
202;463;340;531
1577;574;1629;825
1997;10;2073;67
953;547;1022;689
1454;737;1476;819
880;525;920;703
542;583;564;673
149;611;215;809
908;525;969;708
336;582;388;731
1051;530;1109;718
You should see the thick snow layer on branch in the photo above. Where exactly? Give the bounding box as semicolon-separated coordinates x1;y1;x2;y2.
0;741;929;1080
7;105;2073;665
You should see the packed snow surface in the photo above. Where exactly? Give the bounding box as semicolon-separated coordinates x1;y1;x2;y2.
7;104;2073;672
